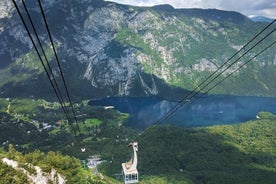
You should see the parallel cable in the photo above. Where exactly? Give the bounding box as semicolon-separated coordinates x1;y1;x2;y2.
21;0;72;121
179;39;276;111
154;20;276;125
191;19;276;100
162;27;276;123
12;0;72;123
204;40;276;95
37;0;80;132
159;28;275;123
13;0;85;152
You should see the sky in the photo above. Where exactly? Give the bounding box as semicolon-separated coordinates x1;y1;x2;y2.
106;0;276;19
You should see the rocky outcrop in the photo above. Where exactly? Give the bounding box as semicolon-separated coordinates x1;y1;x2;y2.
2;157;66;184
0;0;275;98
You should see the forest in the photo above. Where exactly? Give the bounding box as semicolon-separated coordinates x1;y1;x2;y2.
0;98;275;183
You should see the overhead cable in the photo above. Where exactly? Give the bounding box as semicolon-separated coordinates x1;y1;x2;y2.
204;40;276;95
163;27;276;122
21;0;72;121
12;0;72;123
37;0;80;131
154;20;276;125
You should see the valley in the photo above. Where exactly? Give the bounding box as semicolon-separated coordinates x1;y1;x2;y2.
0;0;276;183
0;97;275;183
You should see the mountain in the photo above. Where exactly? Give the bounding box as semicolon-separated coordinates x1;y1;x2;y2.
250;16;275;23
0;0;276;100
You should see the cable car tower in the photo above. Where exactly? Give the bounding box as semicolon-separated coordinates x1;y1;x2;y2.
122;142;138;184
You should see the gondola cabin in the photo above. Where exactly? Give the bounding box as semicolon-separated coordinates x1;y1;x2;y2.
122;142;138;184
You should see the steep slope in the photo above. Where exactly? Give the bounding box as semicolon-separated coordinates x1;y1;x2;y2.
0;146;121;184
2;157;65;184
0;0;275;99
136;113;276;183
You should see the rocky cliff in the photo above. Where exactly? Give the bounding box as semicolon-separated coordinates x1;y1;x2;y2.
0;0;275;99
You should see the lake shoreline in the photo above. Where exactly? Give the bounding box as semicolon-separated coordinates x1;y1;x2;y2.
89;95;276;129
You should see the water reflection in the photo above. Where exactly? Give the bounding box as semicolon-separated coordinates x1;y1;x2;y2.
89;95;276;129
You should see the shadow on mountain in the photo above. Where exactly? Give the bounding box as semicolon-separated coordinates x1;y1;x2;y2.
0;64;191;101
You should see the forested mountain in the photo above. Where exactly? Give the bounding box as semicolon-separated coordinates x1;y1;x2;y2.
0;0;276;183
0;0;275;100
1;109;276;183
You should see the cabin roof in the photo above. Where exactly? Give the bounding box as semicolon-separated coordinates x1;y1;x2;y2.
122;163;138;175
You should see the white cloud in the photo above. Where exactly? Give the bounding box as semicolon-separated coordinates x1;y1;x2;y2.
106;0;276;18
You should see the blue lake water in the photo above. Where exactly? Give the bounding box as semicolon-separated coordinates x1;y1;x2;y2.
89;95;276;129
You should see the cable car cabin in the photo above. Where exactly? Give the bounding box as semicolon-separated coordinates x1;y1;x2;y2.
122;165;138;184
122;142;138;184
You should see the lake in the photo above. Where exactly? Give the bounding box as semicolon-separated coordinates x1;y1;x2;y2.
89;95;276;129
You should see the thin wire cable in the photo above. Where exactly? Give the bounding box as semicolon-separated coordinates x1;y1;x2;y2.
154;20;275;124
12;0;72;123
37;0;85;144
189;19;276;99
183;40;276;111
21;0;72;120
37;0;79;132
177;19;275;102
154;21;276;125
205;40;276;95
158;28;275;123
14;0;87;150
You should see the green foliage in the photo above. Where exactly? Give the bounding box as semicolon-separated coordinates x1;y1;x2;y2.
18;162;37;175
111;9;276;97
0;97;137;177
207;119;276;156
115;28;148;51
139;175;193;184
7;144;23;160
0;46;54;88
211;63;276;96
0;98;9;112
1;96;276;183
135;118;276;183
0;98;66;123
0;161;29;184
257;111;276;120
0;2;276;100
85;118;102;127
0;145;123;184
115;28;163;71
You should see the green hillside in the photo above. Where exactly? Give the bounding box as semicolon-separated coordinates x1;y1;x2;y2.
0;145;120;184
1;1;276;183
1;0;276;99
0;97;275;183
137;113;276;183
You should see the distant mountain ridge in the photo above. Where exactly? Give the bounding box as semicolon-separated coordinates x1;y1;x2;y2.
250;16;275;23
0;0;276;100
